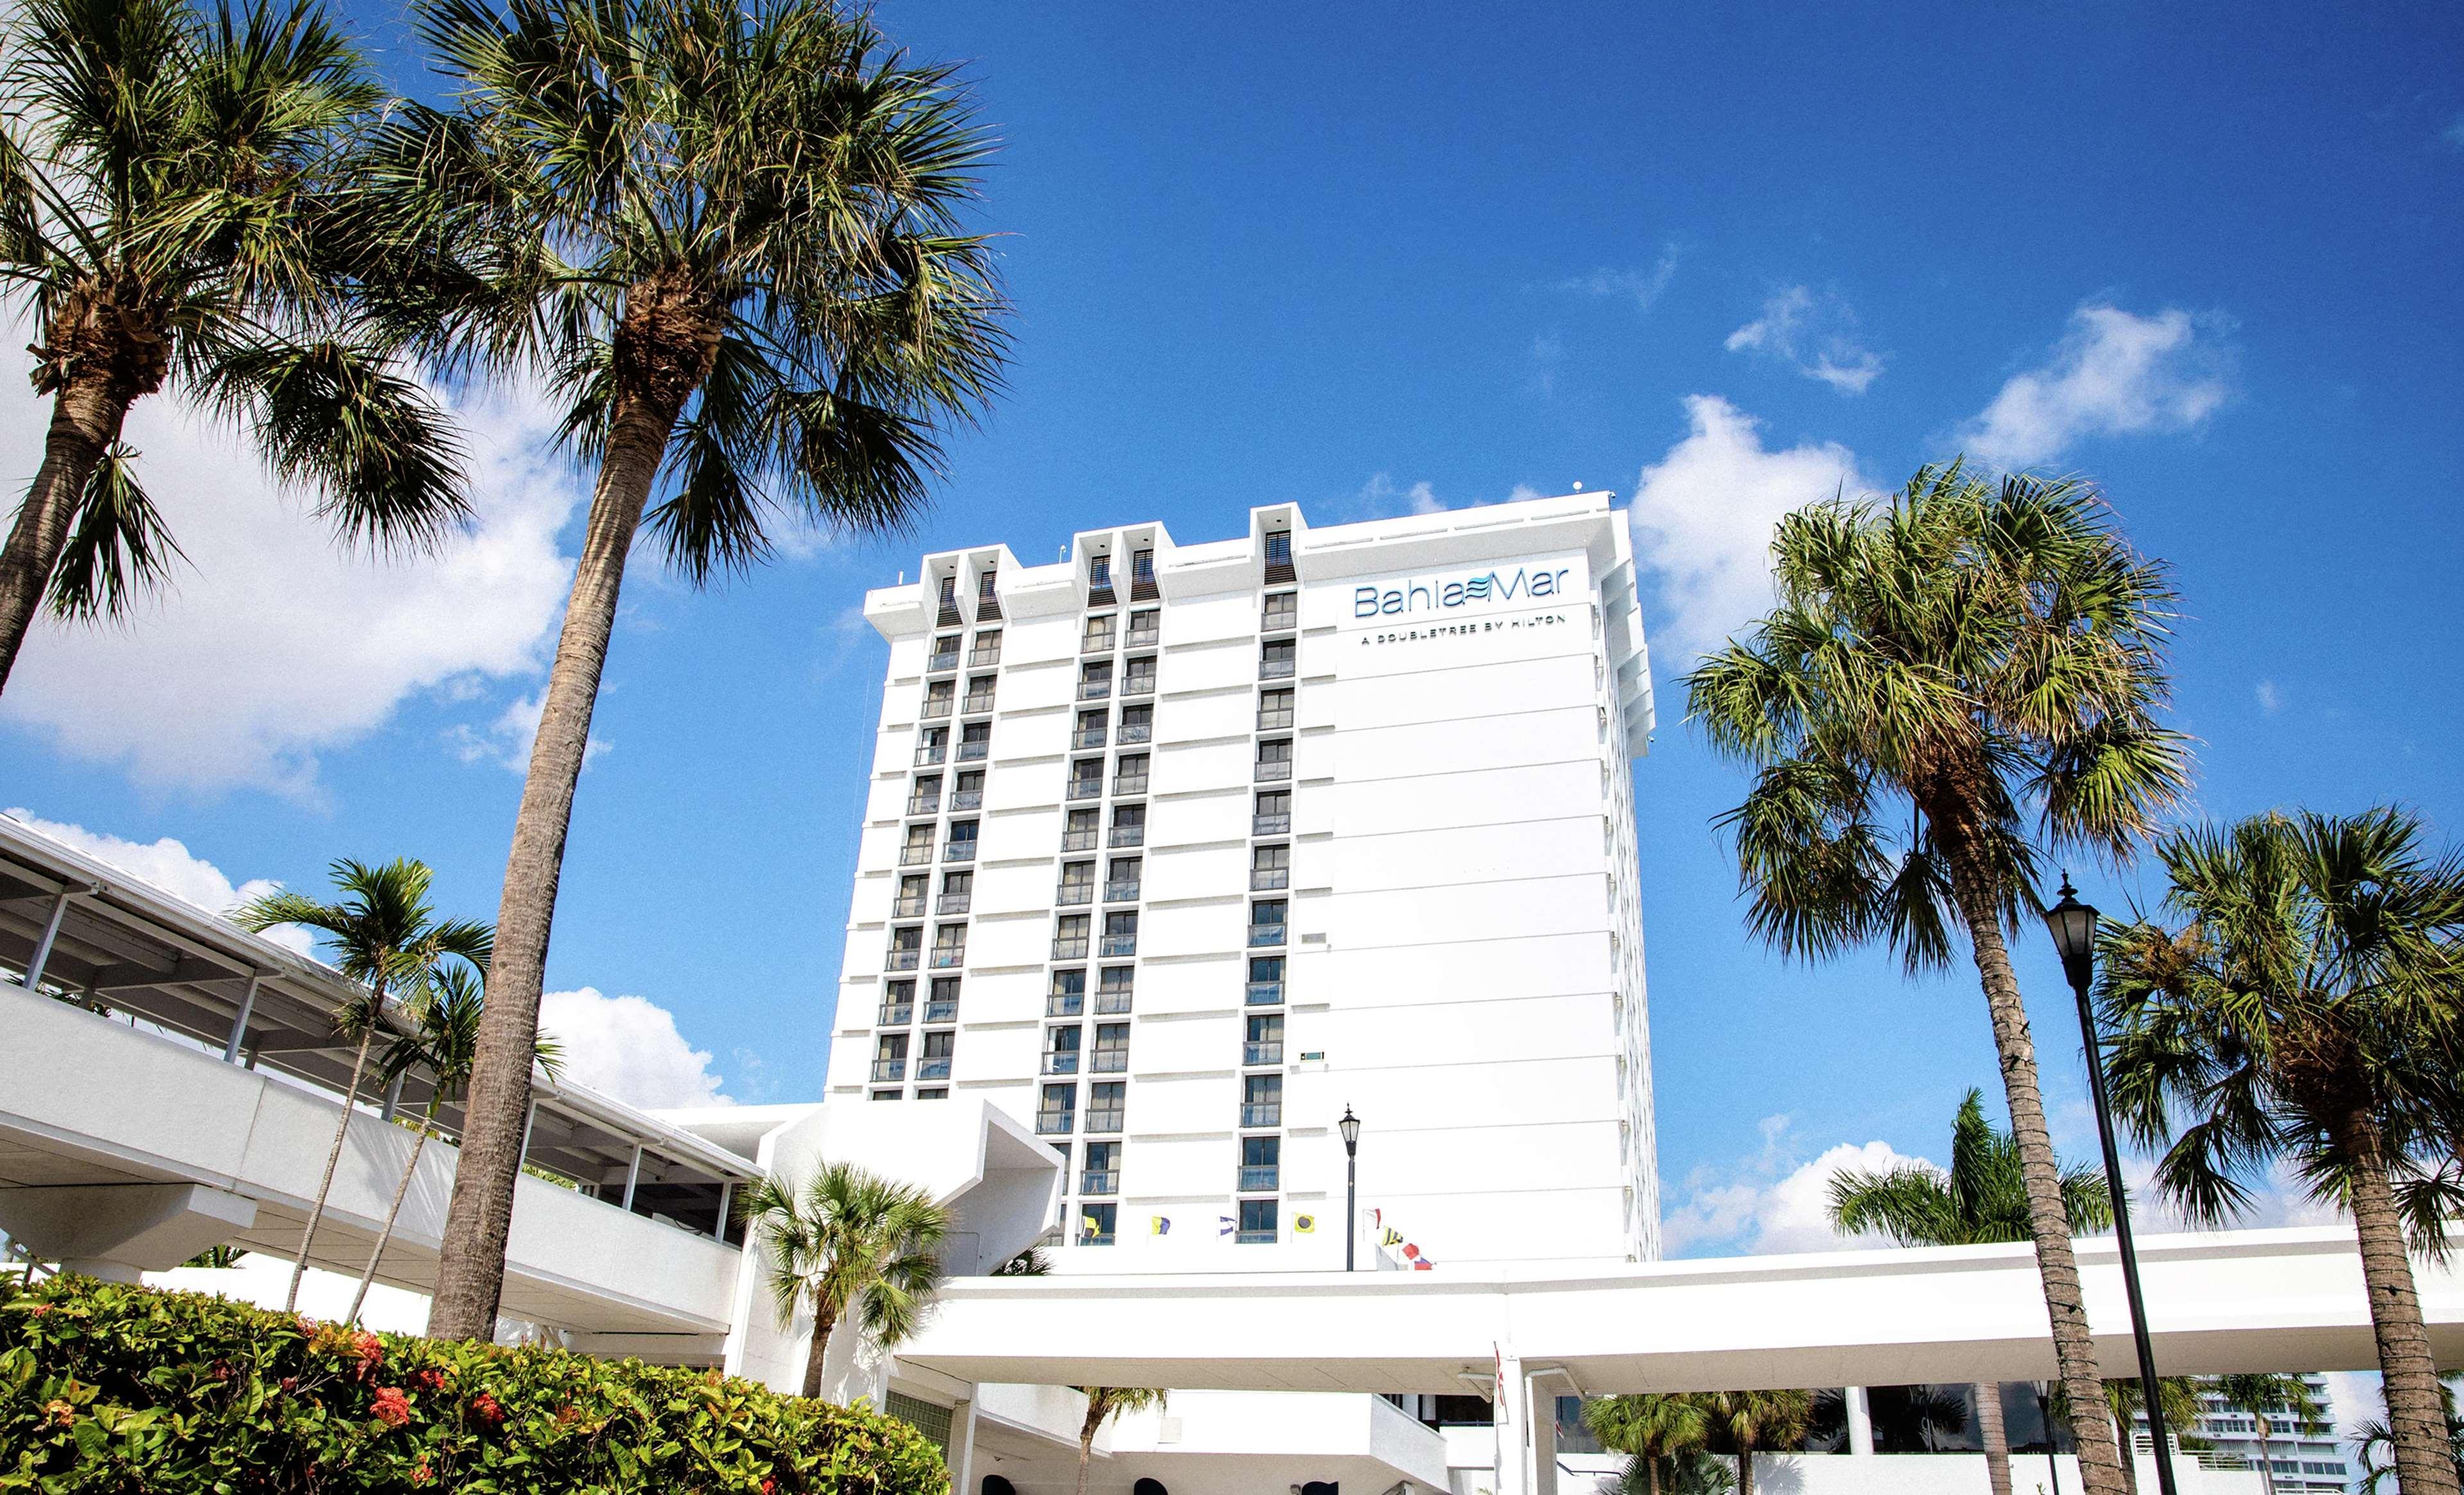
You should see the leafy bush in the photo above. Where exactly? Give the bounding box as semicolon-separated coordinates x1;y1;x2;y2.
1;1274;950;1494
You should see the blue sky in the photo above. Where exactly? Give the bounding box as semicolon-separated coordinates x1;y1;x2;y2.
3;0;2461;1261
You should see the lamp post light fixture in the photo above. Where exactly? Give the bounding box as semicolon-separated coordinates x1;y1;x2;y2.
2042;875;2177;1495
1339;1106;1361;1272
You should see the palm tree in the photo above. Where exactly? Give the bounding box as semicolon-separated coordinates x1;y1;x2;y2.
1586;1393;1717;1495
2090;1378;2205;1495
347;964;560;1326
0;0;468;692
1826;1086;2115;1495
1072;1385;1167;1495
2354;1385;2464;1495
1694;1388;1811;1495
739;1159;948;1400
2207;1373;2323;1495
2099;808;2464;1495
1682;463;2191;1495
232;857;490;1312
350;0;1010;1341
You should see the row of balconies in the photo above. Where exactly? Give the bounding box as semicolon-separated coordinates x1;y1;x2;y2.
1036;1105;1125;1136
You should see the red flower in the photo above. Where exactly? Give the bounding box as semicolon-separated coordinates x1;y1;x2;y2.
353;1331;383;1364
295;1315;318;1337
413;1367;446;1391
44;1399;74;1428
279;1377;299;1394
470;1391;505;1425
555;1403;582;1425
371;1387;413;1429
412;1464;434;1485
26;1304;49;1317
761;1480;776;1494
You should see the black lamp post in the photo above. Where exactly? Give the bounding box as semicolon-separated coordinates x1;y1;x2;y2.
1339;1106;1361;1271
2042;876;2176;1495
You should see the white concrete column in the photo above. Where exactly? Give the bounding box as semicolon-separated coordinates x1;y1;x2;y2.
1531;1380;1559;1495
1845;1385;1875;1457
947;1396;978;1495
1492;1346;1528;1495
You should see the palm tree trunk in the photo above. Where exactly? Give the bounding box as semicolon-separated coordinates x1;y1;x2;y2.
1077;1401;1102;1495
288;1014;379;1313
0;374;134;692
1943;842;2127;1495
2252;1411;2277;1495
428;379;686;1340
1977;1381;2012;1495
2116;1428;2139;1495
1736;1440;1753;1495
2334;1109;2461;1495
346;1092;441;1325
798;1296;842;1399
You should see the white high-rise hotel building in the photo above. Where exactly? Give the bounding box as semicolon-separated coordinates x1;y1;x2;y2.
826;490;1661;1269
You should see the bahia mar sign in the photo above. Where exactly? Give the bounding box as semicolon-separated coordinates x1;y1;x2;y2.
1353;564;1575;618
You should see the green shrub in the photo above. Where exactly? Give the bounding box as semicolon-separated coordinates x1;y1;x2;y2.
0;1274;951;1494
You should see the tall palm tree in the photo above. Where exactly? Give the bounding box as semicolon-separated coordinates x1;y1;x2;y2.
232;857;490;1312
2355;1385;2464;1495
2207;1373;2323;1495
349;0;1008;1340
2099;808;2464;1495
1682;463;2191;1495
1072;1386;1167;1495
1694;1388;1811;1495
740;1159;947;1400
1586;1393;1718;1495
1826;1086;2115;1495
0;0;468;691
347;964;560;1326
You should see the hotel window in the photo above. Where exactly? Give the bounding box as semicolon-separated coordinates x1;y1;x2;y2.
1082;614;1117;653
927;976;961;1023
906;775;942;816
915;1087;948;1101
1245;1013;1284;1067
1262;530;1294;581
1063;807;1099;851
1260;638;1296;679
1117;702;1153;744
1096;966;1135;1014
1068;758;1103;801
1257;688;1294;730
1126;608;1160;647
938;870;972;915
961;676;996;714
1037;1082;1076;1134
1088;553;1114;594
927;635;960;672
1113;752;1150;796
1086;1082;1126;1133
918;1029;955;1081
936;574;960;619
1246;955;1284;1005
943;819;978;862
1057;860;1095;905
930;924;967;969
1122;656;1157;697
976;568;999;613
878;978;915;1027
872;1089;902;1102
958;720;991;761
1250;844;1289;891
1261;592;1297;631
1101;910;1139;957
872;1032;908;1084
1109;803;1146;848
886;926;922;971
1236;1197;1278;1245
1130;547;1158;599
1047;968;1086;1017
921;679;954;718
1239;1134;1280;1192
899;824;935;866
915;726;947;765
1105;857;1142;903
951;769;984;811
893;873;927;919
1248;901;1287;948
1254;789;1291;835
1081;1140;1120;1196
1043;1025;1081;1075
1079;1201;1117;1245
1254;739;1293;782
1092;1021;1129;1074
969;629;1002;667
1053;914;1091;960
1078;660;1113;701
1241;1073;1282;1128
1074;709;1108;750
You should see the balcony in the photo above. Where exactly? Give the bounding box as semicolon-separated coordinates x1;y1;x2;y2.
1053;935;1091;960
950;789;982;811
1067;780;1103;801
1056;883;1093;907
1036;1110;1074;1136
1244;1041;1284;1066
1091;1049;1128;1075
1247;924;1286;948
968;644;1001;669
1094;988;1132;1016
1108;824;1144;849
892;893;926;918
1240;1103;1281;1127
1246;980;1284;1005
924;998;959;1023
1250;867;1288;891
1252;812;1289;836
1084;1107;1124;1134
1043;1052;1080;1075
937;893;971;916
1236;1229;1276;1245
1112;774;1150;796
1062;827;1098;851
1103;880;1142;903
871;1059;907;1083
926;648;959;673
1080;1169;1118;1197
1073;726;1108;750
1257;708;1294;730
1238;1165;1279;1192
905;792;940;816
921;699;953;720
1047;992;1084;1018
1261;609;1297;634
1121;675;1154;699
877;1002;914;1026
899;843;933;867
943;842;977;864
929;946;965;970
917;1056;951;1081
1081;633;1114;655
1259;656;1295;680
957;737;988;762
915;742;946;767
1078;678;1112;702
885;948;920;972
961;692;995;715
1116;719;1151;745
1100;934;1139;958
1254;758;1292;783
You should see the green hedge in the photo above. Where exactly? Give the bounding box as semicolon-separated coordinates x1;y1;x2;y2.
1;1274;951;1495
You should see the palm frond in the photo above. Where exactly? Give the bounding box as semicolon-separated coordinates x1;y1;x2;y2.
44;441;189;620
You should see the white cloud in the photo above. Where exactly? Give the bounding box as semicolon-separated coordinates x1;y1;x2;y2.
1956;302;2233;468
538;986;732;1109
1528;332;1565;397
0;323;587;798
2256;679;2282;714
445;689;610;774
1359;473;1448;517
1553;242;1681;311
1664;1115;1935;1257
1628;394;1870;659
1;807;312;955
1725;286;1886;394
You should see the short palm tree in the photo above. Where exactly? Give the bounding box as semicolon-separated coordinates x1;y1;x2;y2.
0;0;467;692
232;857;490;1311
740;1159;948;1400
347;964;559;1327
1683;463;2191;1495
1586;1393;1718;1495
2206;1372;2323;1495
2099;808;2464;1495
1694;1388;1811;1495
2089;1378;2205;1495
1826;1086;2114;1495
1073;1385;1167;1495
350;0;1010;1340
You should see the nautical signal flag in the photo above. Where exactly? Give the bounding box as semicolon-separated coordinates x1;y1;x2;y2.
1293;1213;1316;1234
1380;1227;1403;1247
1151;1216;1171;1236
1081;1214;1103;1236
1218;1216;1236;1237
